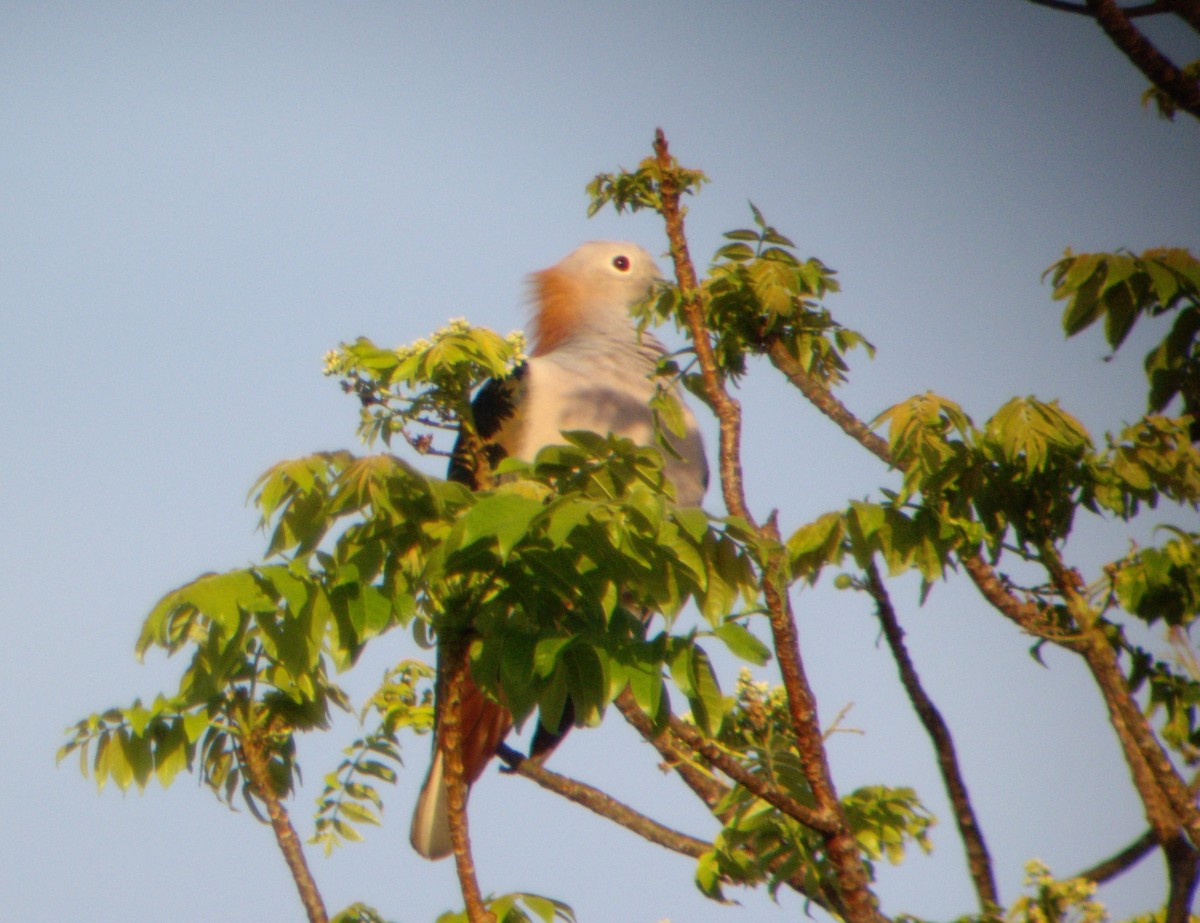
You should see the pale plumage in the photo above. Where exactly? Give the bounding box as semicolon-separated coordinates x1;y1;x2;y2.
410;241;708;859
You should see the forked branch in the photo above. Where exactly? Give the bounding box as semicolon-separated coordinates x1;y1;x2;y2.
769;295;1200;918
654;129;882;923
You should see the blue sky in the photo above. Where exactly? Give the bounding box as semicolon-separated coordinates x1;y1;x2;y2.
2;3;1198;922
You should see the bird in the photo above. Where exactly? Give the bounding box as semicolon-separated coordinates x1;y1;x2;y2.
409;240;708;860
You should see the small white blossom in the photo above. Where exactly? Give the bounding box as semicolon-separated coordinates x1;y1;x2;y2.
506;329;528;364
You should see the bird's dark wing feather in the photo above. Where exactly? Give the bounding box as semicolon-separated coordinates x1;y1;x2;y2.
446;363;527;487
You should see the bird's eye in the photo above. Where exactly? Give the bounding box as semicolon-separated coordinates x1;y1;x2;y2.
612;255;631;272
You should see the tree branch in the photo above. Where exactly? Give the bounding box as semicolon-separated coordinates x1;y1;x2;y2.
1025;0;1168;16
1036;540;1200;844
1077;828;1158;882
863;562;1000;915
238;725;329;923
653;130;754;529
439;642;495;923
616;687;840;834
496;743;712;857
664;702;840;835
1036;545;1200;923
1167;0;1200;34
768;315;1200;912
767;340;892;464
496;740;845;913
613;690;730;812
654;128;882;923
1084;0;1200;119
1164;835;1200;923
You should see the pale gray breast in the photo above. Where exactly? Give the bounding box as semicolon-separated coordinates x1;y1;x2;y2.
517;356;708;507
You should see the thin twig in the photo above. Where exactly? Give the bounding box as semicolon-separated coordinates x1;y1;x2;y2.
864;562;999;915
669;701;840;835
497;740;843;912
1077;829;1158;882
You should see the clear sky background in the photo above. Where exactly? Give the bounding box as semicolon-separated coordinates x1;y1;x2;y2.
2;3;1198;922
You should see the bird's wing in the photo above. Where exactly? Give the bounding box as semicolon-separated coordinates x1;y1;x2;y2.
446;364;528;487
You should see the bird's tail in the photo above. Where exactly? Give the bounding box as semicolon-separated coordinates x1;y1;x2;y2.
410;679;513;860
410;750;453;860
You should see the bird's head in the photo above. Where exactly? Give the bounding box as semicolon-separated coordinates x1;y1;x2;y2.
529;241;663;355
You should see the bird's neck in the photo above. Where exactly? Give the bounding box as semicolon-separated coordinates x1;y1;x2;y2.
538;321;664;376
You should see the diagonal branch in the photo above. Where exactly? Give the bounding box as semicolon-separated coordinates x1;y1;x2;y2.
654;696;840;834
615;687;836;833
238;725;329;923
1036;541;1200;843
863;561;999;915
1077;828;1158;882
495;740;843;913
495;743;712;856
1084;0;1200;119
1025;0;1168;16
613;690;730;812
767;340;892;465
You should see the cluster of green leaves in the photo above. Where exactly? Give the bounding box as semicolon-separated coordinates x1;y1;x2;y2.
1005;860;1108;923
312;661;434;855
702;205;869;383
429;430;762;738
637;205;870;388
1113;528;1200;629
326;321;526;452
435;892;575;923
1047;248;1200;423
1111;529;1200;756
695;673;933;902
59;556;357;810
786;386;1200;584
586;153;708;217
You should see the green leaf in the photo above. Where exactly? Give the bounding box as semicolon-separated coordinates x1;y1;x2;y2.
533;636;571;678
564;646;607;726
460;491;543;562
786;511;846;581
685;644;726;734
537;664;569;738
712;622;771;665
1103;280;1138;350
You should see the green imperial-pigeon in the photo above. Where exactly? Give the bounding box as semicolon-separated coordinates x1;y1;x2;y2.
409;241;709;860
